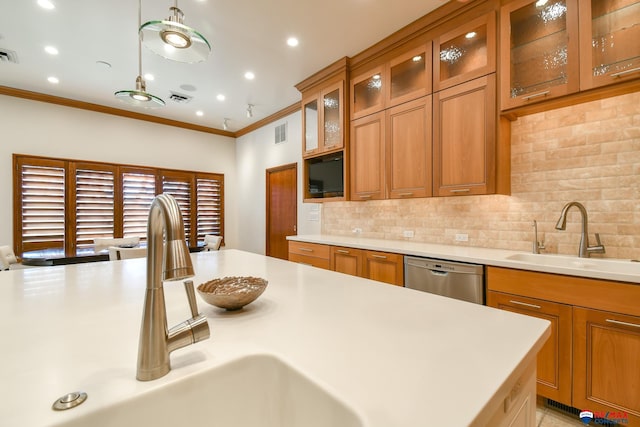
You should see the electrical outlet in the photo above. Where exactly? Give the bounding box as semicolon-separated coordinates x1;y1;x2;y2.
352;228;362;234
455;233;469;242
403;230;414;238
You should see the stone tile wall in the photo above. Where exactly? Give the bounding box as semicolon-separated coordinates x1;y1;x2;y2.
322;92;640;259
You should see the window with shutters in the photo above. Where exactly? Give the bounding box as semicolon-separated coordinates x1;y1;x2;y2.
13;154;224;257
73;164;116;251
14;157;66;253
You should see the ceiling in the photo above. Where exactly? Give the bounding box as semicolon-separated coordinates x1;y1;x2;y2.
0;0;450;133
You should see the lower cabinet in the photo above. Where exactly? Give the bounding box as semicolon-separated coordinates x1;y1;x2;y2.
363;250;404;286
289;242;403;286
487;291;572;406
487;266;640;425
573;307;640;425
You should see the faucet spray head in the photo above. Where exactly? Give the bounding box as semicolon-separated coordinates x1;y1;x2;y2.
555;215;567;231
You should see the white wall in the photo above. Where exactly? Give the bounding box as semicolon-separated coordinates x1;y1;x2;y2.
235;111;321;255
0;95;239;248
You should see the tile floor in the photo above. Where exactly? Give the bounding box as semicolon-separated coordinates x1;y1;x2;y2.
536;404;586;427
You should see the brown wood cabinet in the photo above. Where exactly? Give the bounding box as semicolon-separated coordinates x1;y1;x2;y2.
350;111;385;201
288;241;330;270
433;11;497;91
302;80;345;158
433;74;497;196
579;0;640;90
487;290;572;406
363;250;404;286
330;246;363;276
500;0;580;110
488;266;640;422
351;44;431;120
573;307;640;425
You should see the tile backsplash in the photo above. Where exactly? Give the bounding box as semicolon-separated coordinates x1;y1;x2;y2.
322;91;640;260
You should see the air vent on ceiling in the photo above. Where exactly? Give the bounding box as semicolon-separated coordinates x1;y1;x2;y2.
0;48;18;64
274;122;287;144
168;92;192;104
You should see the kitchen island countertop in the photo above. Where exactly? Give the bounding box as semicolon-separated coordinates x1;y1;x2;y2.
0;250;549;426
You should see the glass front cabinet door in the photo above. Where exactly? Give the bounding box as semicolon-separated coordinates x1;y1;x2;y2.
302;81;344;158
579;0;640;90
500;0;580;110
434;12;496;91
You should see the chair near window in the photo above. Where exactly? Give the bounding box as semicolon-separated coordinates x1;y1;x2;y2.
203;235;222;251
107;246;147;261
94;237;140;253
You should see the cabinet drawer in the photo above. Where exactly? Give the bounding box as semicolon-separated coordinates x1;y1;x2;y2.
288;253;331;270
288;241;330;259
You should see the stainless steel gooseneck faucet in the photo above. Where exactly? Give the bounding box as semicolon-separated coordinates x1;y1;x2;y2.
555;201;605;258
137;193;210;381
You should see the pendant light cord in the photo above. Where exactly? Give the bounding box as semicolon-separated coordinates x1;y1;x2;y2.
138;0;143;78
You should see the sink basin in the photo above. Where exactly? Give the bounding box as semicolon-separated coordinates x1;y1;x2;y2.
505;253;640;275
56;353;364;427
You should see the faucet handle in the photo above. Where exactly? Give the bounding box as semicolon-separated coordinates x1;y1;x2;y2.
184;280;200;318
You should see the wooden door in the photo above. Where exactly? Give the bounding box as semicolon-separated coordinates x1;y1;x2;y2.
573;307;640;425
487;291;572;406
266;164;297;260
364;250;404;286
330;246;363;276
433;74;496;196
350;111;385;201
386;96;432;199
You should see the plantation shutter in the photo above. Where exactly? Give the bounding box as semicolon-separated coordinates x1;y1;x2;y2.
122;170;156;241
196;175;223;244
74;164;115;251
162;172;193;244
17;159;66;253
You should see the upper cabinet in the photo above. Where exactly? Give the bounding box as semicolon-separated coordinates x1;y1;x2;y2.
351;44;432;120
500;0;580;110
579;0;640;90
302;80;345;158
433;12;497;91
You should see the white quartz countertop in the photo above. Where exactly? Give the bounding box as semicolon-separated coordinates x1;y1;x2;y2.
0;250;549;426
288;234;640;284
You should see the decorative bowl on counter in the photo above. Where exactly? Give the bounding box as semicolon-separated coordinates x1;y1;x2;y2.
197;276;268;310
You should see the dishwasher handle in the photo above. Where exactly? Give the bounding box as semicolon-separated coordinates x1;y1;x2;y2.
430;270;449;276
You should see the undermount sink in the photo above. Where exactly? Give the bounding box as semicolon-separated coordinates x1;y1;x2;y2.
56;353;364;427
505;253;640;275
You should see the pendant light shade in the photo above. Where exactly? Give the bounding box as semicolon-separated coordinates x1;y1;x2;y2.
140;4;211;63
114;0;165;108
115;76;165;108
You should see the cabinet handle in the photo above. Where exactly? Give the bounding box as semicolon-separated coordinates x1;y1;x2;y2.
610;67;640;78
299;248;313;252
522;90;550;101
450;189;470;193
509;300;541;310
606;319;640;329
359;194;372;199
371;254;387;259
398;192;414;197
336;249;350;254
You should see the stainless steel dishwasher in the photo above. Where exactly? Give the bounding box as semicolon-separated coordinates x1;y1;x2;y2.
404;256;484;304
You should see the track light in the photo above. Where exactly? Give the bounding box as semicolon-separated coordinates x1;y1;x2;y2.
140;1;211;63
246;104;254;118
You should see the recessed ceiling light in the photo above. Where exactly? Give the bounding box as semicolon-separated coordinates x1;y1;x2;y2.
244;71;255;80
196;110;204;117
44;46;58;55
47;76;59;84
38;0;55;10
287;37;299;47
216;94;225;101
465;31;477;39
144;73;155;81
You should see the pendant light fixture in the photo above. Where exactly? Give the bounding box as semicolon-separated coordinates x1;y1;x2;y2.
115;0;165;108
139;0;211;63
